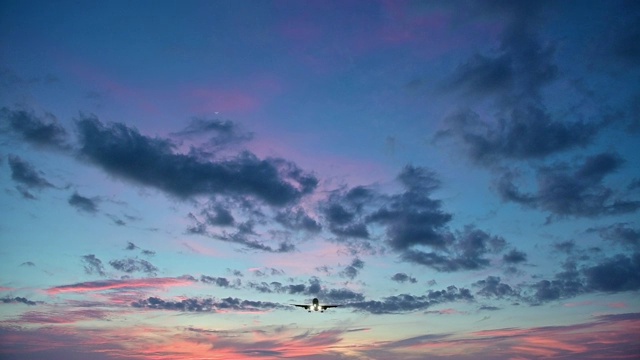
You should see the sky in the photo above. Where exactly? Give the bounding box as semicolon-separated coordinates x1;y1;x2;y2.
0;0;639;359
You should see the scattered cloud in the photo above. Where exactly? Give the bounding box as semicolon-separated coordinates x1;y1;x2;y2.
495;152;640;218
68;192;99;213
502;249;527;264
339;258;364;280
1;296;37;306
588;223;640;249
275;207;321;232
474;276;520;299
81;254;106;276
131;296;285;312
8;155;53;189
171;117;253;151
200;275;238;288
584;252;640;292
402;226;506;272
391;273;417;284
187;214;296;253
109;258;158;276
436;107;600;166
347;286;473;314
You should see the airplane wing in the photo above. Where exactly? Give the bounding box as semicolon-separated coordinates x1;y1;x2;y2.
291;304;310;310
321;305;339;310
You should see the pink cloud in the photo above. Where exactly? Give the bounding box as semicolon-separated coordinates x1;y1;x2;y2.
188;87;260;114
607;302;627;309
179;240;221;257
563;300;595;307
2;311;639;359
13;308;112;324
46;277;195;295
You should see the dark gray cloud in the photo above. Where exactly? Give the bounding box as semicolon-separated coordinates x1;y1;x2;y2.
401;226;506;272
340;258;364;280
496;152;640;218
200;275;234;288
248;281;302;294
444;54;513;98
109;258;158;276
321;166;510;271
275;207;321;232
246;277;363;303
218;221;295;253
0;67;59;87
523;260;584;304
323;288;364;303
8;155;53;189
68;192;99;213
554;240;576;254
0;107;69;150
390;273;417;284
368;166;451;250
250;267;284;277
584;252;640;292
347;286;473;314
131;296;285;312
502;249;527;264
125;242;156;256
75;115;317;206
596;1;640;68
171;117;253;150
472;251;640;305
203;205;235;226
81;254;106;276
474;276;519;299
437;107;600;166
436;1;617;168
447;0;555;102
108;215;126;226
1;296;37;306
588;223;640;249
188;213;296;253
321;186;378;240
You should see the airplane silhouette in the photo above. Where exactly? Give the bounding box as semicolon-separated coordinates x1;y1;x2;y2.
291;298;339;313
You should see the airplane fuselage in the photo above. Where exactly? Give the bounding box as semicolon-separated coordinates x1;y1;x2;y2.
291;298;339;313
311;298;320;312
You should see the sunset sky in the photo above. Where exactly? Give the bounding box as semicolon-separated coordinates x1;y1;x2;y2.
1;1;639;359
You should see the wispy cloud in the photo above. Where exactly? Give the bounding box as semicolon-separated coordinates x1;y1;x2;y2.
81;254;106;276
0;107;70;150
496;152;640;218
68;192;99;213
131;296;286;313
46;277;196;294
109;257;158;276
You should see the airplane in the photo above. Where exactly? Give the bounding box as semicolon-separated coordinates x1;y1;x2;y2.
291;298;339;313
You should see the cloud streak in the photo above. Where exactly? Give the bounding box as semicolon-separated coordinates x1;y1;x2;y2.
46;277;195;294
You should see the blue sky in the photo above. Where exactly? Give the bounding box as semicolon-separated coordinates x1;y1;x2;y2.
1;1;639;359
